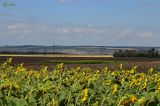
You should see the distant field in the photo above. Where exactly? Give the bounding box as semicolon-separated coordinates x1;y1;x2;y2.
1;54;160;71
0;54;113;57
45;60;122;64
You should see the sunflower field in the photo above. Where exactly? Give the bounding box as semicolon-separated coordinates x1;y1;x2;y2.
0;58;160;106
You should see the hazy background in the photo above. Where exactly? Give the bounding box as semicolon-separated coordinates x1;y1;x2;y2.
0;0;160;46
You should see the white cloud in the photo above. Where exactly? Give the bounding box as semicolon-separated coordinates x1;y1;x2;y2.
3;22;113;35
138;31;155;38
118;30;132;37
0;21;160;46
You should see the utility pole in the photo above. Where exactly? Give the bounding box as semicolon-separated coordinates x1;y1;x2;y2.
52;43;55;54
44;47;47;56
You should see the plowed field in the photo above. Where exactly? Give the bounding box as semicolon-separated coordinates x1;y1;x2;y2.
1;55;160;71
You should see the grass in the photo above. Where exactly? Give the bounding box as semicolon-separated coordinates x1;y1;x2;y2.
44;60;122;64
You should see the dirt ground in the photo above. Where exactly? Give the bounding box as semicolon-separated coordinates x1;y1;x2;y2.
1;56;160;72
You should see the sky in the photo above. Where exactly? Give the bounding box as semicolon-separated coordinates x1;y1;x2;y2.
0;0;160;46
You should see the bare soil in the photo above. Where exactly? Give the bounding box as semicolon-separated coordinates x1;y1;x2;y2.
1;56;160;72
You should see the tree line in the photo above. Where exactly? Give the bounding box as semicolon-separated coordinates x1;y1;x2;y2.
113;48;160;57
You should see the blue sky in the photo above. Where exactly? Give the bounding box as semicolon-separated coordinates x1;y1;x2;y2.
0;0;160;46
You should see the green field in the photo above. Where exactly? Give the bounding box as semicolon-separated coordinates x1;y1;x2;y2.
44;60;122;64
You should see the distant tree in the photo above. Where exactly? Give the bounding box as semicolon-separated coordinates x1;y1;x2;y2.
113;48;160;58
148;48;156;57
